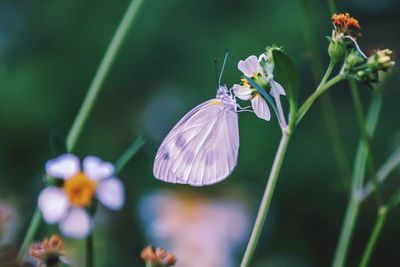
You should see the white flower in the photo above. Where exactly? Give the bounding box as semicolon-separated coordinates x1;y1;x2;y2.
237;55;263;78
234;55;271;121
234;54;287;125
38;154;125;239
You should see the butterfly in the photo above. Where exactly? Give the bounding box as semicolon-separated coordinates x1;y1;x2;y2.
153;85;239;186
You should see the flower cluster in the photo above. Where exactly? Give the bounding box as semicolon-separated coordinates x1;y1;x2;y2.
38;154;125;238
328;13;395;85
354;49;396;84
29;235;66;267
232;48;287;128
328;13;362;61
141;246;177;267
332;13;361;37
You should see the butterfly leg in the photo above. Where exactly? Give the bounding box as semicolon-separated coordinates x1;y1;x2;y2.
236;104;254;113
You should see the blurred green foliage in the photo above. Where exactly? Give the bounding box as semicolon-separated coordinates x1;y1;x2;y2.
0;0;399;266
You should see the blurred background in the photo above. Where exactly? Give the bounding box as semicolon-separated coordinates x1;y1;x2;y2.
0;0;399;266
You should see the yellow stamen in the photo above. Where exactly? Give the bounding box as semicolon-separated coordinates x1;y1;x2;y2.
63;172;96;207
241;78;250;87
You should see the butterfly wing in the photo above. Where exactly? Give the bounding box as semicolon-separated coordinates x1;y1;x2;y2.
153;99;239;186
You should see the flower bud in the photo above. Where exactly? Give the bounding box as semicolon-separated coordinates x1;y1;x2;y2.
29;235;65;267
342;49;364;73
328;36;346;61
367;49;395;71
141;246;176;267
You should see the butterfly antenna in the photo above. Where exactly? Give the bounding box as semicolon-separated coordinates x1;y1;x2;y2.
218;49;229;85
213;58;219;88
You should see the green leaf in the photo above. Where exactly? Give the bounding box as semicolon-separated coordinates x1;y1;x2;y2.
272;49;300;122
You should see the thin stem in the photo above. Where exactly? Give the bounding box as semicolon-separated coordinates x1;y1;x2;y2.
240;55;345;266
331;93;382;267
86;233;94;267
66;0;145;152
240;132;291;267
359;207;388;267
17;208;41;261
361;145;400;201
296;70;344;125
18;0;145;261
350;81;382;205
274;95;288;130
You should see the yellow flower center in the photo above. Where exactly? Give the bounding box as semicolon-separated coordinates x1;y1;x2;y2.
241;78;250;87
63;172;96;207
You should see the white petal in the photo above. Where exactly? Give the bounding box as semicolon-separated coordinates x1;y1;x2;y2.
83;156;114;181
251;94;271;121
232;84;253;100
258;53;268;62
38;187;69;224
270;80;286;97
265;62;274;76
46;154;80;179
59;208;91;239
97;178;125;210
238;55;262;77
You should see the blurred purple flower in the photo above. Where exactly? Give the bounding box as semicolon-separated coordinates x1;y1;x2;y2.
140;190;250;267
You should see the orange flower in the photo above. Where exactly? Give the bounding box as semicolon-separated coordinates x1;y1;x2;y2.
332;13;361;37
141;246;176;267
29;235;65;266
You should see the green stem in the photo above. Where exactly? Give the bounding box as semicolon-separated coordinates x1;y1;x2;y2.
18;0;145;261
331;93;382;267
240;132;291;267
66;0;145;152
361;145;400;201
296;70;344;125
359;206;388;267
350;81;382;205
17;208;41;261
240;54;345;266
86;233;94;267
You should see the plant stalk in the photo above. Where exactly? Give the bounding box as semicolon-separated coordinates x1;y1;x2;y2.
66;0;145;152
86;233;94;267
296;71;344;125
240;132;291;267
17;0;145;261
17;208;41;261
331;93;382;267
359;207;388;267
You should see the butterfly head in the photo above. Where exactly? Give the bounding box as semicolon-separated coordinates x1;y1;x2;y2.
216;85;236;107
